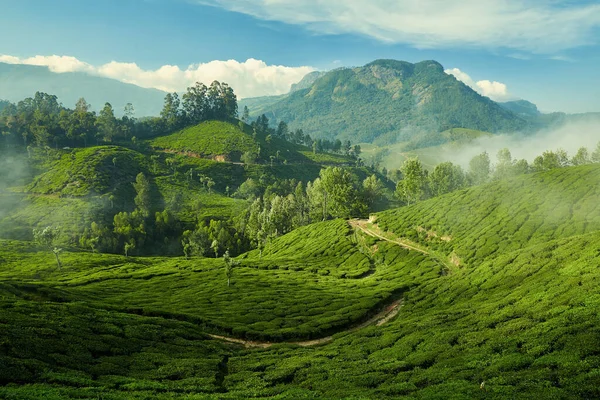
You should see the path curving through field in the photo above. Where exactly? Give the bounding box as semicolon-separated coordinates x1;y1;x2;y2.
208;298;403;348
350;219;456;273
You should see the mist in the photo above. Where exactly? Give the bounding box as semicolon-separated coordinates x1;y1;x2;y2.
439;117;600;168
0;152;32;238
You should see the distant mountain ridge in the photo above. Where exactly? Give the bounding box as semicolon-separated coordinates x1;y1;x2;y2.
0;63;166;117
240;59;528;146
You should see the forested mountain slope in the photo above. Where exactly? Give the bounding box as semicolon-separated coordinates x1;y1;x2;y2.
240;59;527;146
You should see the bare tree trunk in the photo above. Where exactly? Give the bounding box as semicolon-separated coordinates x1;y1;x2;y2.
53;252;62;269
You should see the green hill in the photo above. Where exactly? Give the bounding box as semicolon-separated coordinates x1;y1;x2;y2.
2;165;600;398
376;164;600;266
150;120;352;165
240;59;527;147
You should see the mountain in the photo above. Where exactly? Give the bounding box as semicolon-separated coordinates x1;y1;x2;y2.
240;59;528;146
289;70;328;92
0;63;166;116
499;99;541;118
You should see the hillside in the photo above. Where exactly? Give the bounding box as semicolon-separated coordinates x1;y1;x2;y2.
149;120;330;165
0;62;165;116
1;165;600;398
240;59;527;146
376;164;600;266
0;119;387;245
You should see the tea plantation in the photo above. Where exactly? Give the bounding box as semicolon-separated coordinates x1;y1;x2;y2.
1;164;599;398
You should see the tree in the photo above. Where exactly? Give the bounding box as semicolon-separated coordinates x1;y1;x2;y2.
396;158;426;205
494;148;514;180
241;105;250;122
211;239;220;258
223;250;240;287
572;147;591;166
182;82;208;124
534;150;568;171
468;152;490;185
428;162;465;197
33;226;63;269
124;239;136;257
592;142;600;163
96;103;118;142
362;174;384;211
312;167;360;219
241;150;258;166
133;172;151;216
206;178;215;193
160;93;181;131
276;121;289;139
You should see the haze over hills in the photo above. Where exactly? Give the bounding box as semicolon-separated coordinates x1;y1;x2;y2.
0;63;166;117
240;59;528;146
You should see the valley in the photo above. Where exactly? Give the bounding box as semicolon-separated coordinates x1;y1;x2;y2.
1;56;600;399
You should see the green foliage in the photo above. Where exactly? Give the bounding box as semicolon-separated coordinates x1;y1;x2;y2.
27;146;149;198
380;164;600;266
151;120;258;161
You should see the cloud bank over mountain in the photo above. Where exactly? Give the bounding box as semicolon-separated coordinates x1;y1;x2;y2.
0;55;314;98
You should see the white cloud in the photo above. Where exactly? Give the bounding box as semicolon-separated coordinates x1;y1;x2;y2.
445;68;512;102
197;0;600;53
0;55;314;98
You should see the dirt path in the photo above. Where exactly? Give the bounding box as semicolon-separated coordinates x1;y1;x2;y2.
208;298;404;349
350;219;456;273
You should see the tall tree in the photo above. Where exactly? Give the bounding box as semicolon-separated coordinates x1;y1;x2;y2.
241;105;250;122
396;158;426;205
429;162;465;197
133;172;152;216
276;121;289;139
161;93;181;131
494;148;515;180
33;226;63;269
96;102;118;142
572;147;591;166
468;152;491;185
182;82;208;124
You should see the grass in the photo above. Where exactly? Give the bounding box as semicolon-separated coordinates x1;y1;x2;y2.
27;146;149;198
376;164;600;266
151;120;258;161
149;120;341;165
0;219;440;342
1;136;599;398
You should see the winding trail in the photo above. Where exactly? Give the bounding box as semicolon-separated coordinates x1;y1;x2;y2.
208;298;403;348
350;218;456;273
207;217;444;349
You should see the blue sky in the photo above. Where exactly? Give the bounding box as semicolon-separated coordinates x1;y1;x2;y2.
1;0;599;112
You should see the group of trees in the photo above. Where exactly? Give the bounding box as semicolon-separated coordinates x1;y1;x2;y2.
161;81;238;132
234;167;384;254
77;166;386;259
0;92;136;149
250;113;361;158
394;143;600;205
0;80;238;151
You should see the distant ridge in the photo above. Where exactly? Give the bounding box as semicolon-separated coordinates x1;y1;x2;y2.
0;62;166;116
240;59;528;147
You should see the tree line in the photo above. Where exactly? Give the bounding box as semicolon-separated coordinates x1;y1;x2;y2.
393;144;600;205
246;111;362;158
0;80;238;150
78;167;385;258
